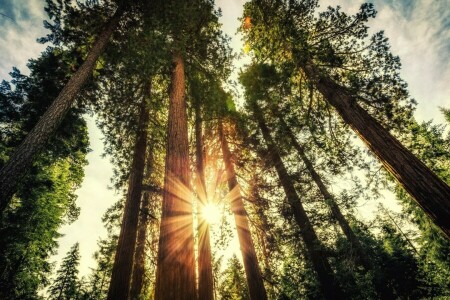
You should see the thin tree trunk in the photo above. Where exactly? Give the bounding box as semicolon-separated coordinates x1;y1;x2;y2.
0;6;125;208
277;114;372;270
302;63;450;239
195;101;214;300
129;140;154;300
252;104;344;300
107;82;151;300
218;119;268;300
154;53;196;300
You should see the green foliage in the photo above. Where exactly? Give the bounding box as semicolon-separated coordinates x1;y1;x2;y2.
217;255;250;300
0;47;88;298
48;243;82;300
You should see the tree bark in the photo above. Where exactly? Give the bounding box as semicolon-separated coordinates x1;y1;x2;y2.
129;141;154;300
302;63;450;239
154;53;196;300
277;114;372;270
218;119;268;300
195;101;214;300
252;104;344;300
106;82;151;300
0;6;125;208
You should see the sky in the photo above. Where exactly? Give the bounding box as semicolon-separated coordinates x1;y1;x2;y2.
1;0;449;280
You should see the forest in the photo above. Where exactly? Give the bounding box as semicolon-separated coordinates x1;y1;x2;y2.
0;0;449;299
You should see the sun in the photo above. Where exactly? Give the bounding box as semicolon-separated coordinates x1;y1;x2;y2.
201;203;221;224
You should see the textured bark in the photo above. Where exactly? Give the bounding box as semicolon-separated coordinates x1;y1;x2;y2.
277;115;371;270
218;120;268;300
0;7;125;208
129;142;154;300
195;102;214;300
253;105;344;300
302;63;450;239
107;83;151;300
154;53;196;300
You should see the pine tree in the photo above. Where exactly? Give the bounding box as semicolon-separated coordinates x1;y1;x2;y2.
242;0;450;238
251;102;344;299
195;96;215;300
218;254;251;300
155;51;196;300
0;1;127;206
48;243;82;300
0;48;88;299
107;83;151;300
219;118;268;300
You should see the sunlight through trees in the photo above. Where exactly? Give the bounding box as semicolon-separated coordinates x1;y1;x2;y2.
0;0;449;299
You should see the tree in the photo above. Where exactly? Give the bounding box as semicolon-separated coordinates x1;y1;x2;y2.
242;0;450;238
195;95;215;300
129;141;157;300
0;48;88;299
0;0;126;206
218;254;250;300
154;51;196;300
48;243;82;300
107;82;151;300
219;118;268;300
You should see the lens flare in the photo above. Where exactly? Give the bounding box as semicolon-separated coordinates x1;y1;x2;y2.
202;203;221;224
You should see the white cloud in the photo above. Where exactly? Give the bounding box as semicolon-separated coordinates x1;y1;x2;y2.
320;0;450;124
0;0;47;79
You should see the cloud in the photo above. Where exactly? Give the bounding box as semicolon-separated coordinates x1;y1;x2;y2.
320;0;450;124
0;0;47;80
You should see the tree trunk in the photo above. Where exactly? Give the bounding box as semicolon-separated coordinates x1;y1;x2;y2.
277;114;372;270
0;6;125;208
302;63;450;239
252;104;344;300
154;53;196;300
218;119;268;300
195;102;214;300
107;82;151;300
129;140;154;300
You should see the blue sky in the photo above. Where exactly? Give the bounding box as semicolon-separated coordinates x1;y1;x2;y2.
1;0;449;279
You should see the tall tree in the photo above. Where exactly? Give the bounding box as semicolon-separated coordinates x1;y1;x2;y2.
48;243;82;300
0;1;127;207
154;52;196;300
242;0;450;238
129;140;157;300
276;113;371;271
217;254;250;300
250;102;344;300
195;98;214;300
301;62;450;238
0;49;88;299
107;82;151;300
219;119;268;300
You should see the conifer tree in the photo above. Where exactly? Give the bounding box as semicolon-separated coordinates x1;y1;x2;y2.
195;95;215;300
48;243;82;300
242;0;450;238
0;48;88;299
218;254;251;300
251;102;344;299
107;83;151;300
0;0;128;206
219;118;268;300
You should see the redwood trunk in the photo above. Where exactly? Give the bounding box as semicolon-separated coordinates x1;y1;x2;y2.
218;120;268;300
195;102;214;300
278;115;371;270
129;141;154;300
302;63;450;239
0;7;125;207
107;83;151;300
154;53;196;300
253;105;344;300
